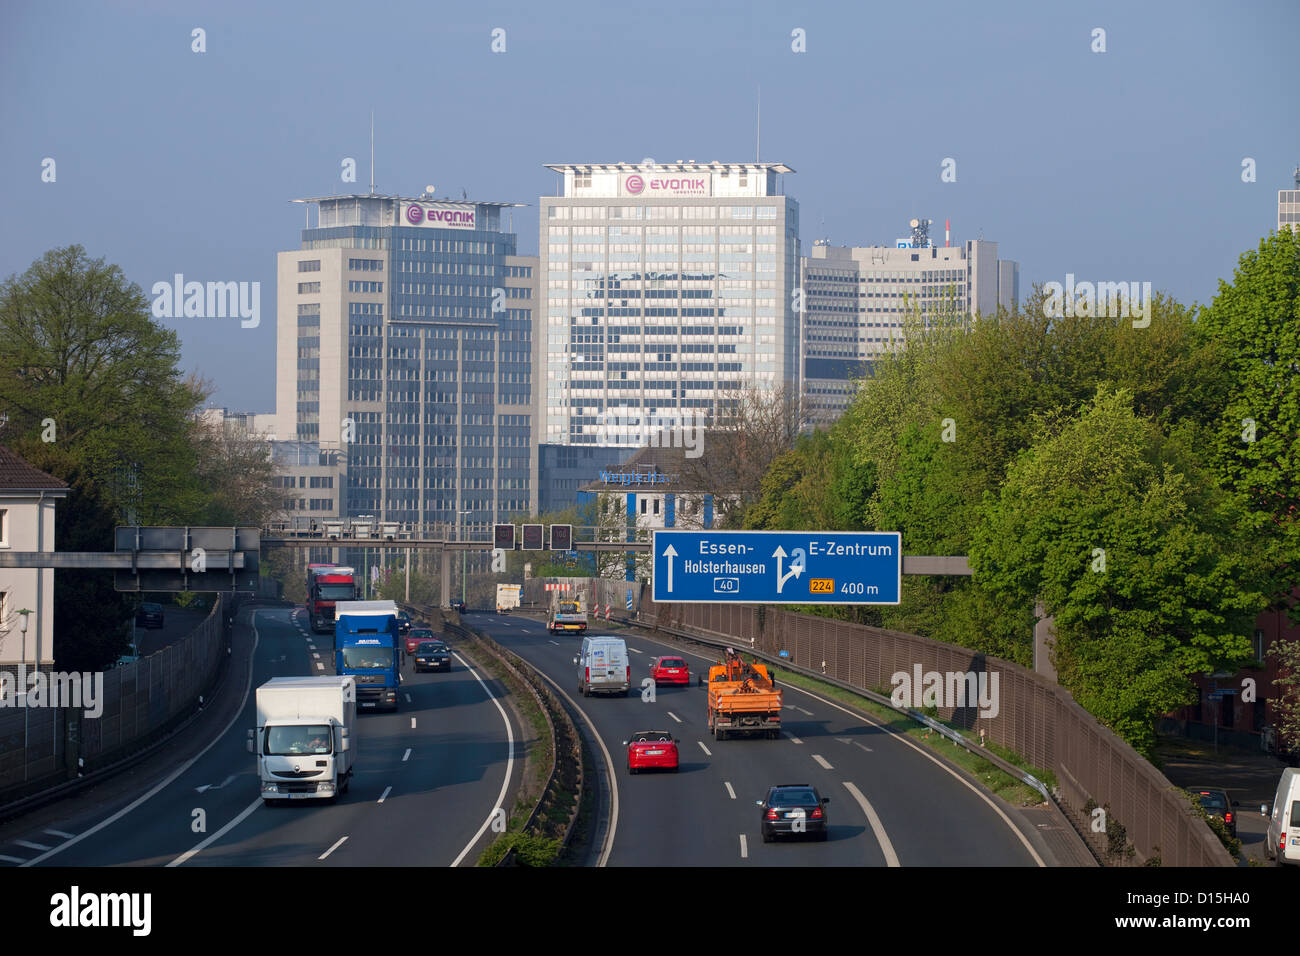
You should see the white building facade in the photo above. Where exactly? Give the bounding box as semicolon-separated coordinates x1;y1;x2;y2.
0;446;68;668
537;162;801;451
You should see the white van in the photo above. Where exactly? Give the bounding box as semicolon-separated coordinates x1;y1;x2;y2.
1266;767;1300;866
574;637;629;697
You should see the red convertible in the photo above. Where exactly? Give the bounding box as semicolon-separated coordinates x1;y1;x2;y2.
625;731;680;774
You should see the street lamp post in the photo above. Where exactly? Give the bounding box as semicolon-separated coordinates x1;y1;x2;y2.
17;608;31;750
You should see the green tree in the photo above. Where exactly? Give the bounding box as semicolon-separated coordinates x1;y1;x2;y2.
970;386;1268;756
1196;228;1300;608
0;245;208;523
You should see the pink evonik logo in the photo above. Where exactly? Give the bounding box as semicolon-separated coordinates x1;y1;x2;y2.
405;204;424;224
625;175;644;194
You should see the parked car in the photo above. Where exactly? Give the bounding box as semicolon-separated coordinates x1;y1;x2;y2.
136;602;164;629
413;640;452;673
625;730;679;774
1189;787;1238;838
757;784;830;842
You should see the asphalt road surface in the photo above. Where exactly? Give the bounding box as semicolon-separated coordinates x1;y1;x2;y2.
0;606;521;867
477;611;1047;867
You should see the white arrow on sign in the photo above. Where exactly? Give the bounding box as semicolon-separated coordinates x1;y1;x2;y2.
662;544;678;592
773;546;806;594
195;774;237;794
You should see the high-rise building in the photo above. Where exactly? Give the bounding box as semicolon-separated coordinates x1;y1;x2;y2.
801;228;1018;424
1280;167;1300;234
275;192;537;534
536;162;801;490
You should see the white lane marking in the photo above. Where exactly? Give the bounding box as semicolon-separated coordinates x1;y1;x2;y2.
843;782;900;867
548;640;559;645
378;786;392;804
836;737;852;744
794;706;813;716
410;717;417;729
667;711;682;723
312;652;320;659
628;647;643;654
169;797;261;868
853;741;873;753
778;679;1046;867
697;741;712;756
32;610;265;867
724;782;736;800
787;734;803;744
14;840;49;851
405;694;411;703
449;650;517;868
812;754;833;770
44;829;74;839
402;748;412;762
739;834;748;859
0;854;26;864
319;836;348;861
316;662;324;670
518;663;619;868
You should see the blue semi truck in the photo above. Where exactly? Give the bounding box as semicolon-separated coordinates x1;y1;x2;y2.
334;600;401;711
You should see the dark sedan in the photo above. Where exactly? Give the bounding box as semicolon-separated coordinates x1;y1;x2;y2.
136;602;165;629
1190;787;1239;838
413;640;452;673
758;784;830;842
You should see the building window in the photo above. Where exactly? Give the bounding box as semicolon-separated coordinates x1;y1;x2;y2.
0;508;6;547
298;260;321;272
298;281;320;293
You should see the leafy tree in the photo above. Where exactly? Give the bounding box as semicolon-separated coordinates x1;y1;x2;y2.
970;386;1268;756
1268;636;1300;758
1196;228;1300;608
0;245;208;522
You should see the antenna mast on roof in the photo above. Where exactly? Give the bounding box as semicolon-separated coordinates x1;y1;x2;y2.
756;84;761;162
369;110;375;195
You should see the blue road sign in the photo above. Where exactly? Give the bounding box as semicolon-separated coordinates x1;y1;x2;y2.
651;530;901;605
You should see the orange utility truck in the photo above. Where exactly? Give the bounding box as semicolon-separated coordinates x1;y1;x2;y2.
706;648;782;740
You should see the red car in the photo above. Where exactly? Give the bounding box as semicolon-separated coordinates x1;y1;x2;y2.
626;731;680;774
650;656;691;686
405;627;436;655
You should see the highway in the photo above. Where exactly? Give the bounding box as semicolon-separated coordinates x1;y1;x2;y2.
474;611;1048;867
0;605;521;867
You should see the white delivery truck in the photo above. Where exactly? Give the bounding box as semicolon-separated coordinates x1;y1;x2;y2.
1266;767;1300;866
574;636;630;697
249;676;356;804
496;583;522;614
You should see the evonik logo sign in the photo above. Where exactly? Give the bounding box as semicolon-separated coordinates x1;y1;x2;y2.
151;273;260;328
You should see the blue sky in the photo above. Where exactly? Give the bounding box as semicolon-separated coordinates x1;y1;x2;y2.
1;0;1295;411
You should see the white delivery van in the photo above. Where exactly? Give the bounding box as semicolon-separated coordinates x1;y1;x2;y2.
249;676;356;804
496;584;522;614
574;636;630;697
1266;767;1300;866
